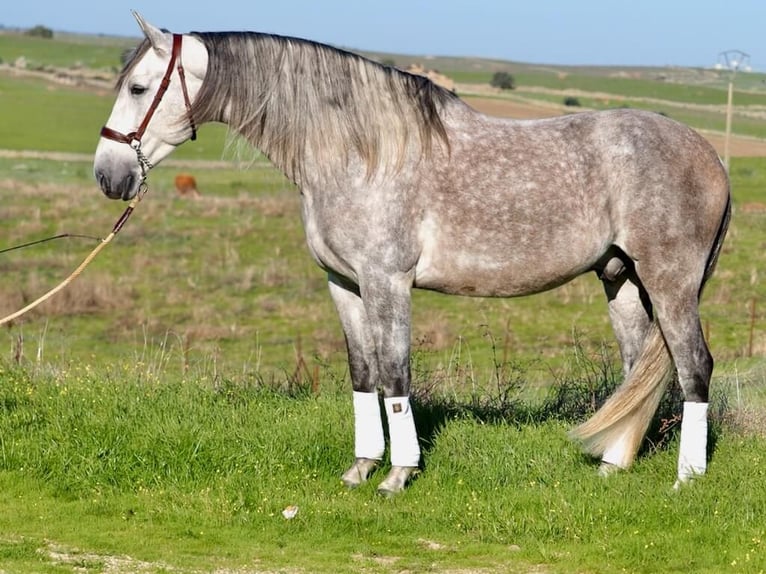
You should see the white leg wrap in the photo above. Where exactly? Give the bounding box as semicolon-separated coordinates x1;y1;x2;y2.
353;391;385;460
384;396;421;467
677;401;708;483
601;429;632;469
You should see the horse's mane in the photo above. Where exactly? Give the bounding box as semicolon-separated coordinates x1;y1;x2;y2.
185;32;459;182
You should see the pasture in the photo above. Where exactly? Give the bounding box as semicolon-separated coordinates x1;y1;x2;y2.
1;29;766;572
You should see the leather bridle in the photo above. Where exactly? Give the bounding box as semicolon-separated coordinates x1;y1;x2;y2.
100;33;197;175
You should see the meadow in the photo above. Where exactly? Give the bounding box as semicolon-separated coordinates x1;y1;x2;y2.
1;29;766;573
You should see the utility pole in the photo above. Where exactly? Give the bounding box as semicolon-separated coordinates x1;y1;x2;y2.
716;50;751;171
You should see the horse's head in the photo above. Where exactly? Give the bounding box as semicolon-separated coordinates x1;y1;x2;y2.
94;12;207;200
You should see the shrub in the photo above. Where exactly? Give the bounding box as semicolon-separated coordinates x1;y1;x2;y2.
564;96;581;107
490;71;515;90
25;25;53;39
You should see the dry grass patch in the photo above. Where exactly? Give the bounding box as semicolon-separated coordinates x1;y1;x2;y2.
0;272;132;321
413;310;459;352
722;405;766;438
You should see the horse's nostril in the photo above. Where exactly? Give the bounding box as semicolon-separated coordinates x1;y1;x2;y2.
96;171;110;194
120;174;136;200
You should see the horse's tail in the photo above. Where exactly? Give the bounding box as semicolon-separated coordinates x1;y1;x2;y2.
570;191;732;467
569;321;673;467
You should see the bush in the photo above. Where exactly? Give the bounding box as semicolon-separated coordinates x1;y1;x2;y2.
25;25;53;39
490;71;515;90
564;96;581;107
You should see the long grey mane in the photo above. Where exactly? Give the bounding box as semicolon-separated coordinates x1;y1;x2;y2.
187;32;460;182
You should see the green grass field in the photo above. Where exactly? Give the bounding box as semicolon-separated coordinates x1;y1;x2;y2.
1;29;766;573
0;31;133;70
1;362;764;573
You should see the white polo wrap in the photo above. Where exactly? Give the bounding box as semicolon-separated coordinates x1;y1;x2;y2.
677;401;708;483
352;391;385;460
384;396;421;467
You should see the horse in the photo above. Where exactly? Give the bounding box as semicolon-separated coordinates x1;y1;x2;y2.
94;12;731;495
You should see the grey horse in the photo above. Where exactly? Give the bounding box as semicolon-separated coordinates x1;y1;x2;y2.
94;13;731;495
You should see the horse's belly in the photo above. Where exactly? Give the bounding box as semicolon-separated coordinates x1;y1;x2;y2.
413;253;587;297
412;195;612;295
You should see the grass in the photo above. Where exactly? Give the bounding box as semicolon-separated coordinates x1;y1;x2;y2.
0;73;232;158
0;74;114;153
0;30;134;70
0;359;764;573
510;70;766;107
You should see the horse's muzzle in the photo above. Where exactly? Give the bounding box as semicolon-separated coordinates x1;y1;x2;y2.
95;169;138;201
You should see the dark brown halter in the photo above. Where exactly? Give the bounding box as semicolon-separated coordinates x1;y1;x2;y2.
100;34;197;161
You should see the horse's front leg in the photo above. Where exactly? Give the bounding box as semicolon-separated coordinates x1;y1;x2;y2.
328;275;385;487
362;271;420;496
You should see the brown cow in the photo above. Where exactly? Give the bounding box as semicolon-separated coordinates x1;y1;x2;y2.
174;173;201;198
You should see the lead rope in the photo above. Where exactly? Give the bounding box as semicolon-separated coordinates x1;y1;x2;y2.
0;146;151;327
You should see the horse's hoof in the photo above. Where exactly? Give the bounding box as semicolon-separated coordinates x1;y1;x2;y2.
341;458;379;488
673;475;699;491
377;466;418;497
598;462;624;477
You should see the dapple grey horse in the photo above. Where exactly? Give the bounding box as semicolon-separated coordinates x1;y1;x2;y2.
94;13;731;495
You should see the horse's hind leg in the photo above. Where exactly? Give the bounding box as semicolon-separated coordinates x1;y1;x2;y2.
632;248;713;485
649;287;712;486
328;274;384;487
602;257;653;378
599;259;654;472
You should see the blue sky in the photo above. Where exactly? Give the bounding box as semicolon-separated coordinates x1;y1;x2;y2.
3;1;764;69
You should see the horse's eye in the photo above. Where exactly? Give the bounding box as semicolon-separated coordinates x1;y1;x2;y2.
129;84;147;96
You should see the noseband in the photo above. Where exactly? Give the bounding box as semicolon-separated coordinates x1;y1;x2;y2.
100;34;197;175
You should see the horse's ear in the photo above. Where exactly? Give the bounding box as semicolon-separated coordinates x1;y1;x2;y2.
132;11;171;54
